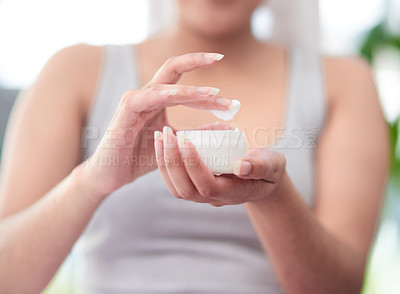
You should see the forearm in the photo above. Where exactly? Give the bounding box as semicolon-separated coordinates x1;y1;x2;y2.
0;164;106;294
245;173;365;294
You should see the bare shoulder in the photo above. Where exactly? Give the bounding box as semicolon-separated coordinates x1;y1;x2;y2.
0;45;103;216
36;44;102;113
321;55;387;140
41;44;102;84
47;44;101;65
323;56;376;107
321;55;387;151
324;55;371;75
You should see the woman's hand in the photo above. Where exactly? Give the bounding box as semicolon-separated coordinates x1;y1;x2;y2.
154;126;287;206
81;52;233;197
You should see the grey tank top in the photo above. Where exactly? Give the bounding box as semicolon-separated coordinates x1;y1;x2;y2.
74;44;326;294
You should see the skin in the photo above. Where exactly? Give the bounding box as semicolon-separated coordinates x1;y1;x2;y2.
0;0;388;293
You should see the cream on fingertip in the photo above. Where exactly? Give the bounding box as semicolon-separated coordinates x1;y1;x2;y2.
204;53;224;61
210;99;241;121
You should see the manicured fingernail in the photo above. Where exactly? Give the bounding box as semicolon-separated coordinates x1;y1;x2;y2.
229;99;240;110
216;97;233;107
209;88;220;95
159;89;178;97
154;131;162;140
233;160;251;176
204;53;224;61
163;126;173;135
162;126;174;149
197;87;220;95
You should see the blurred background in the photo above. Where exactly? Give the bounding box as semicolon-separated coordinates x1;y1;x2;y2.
0;0;399;293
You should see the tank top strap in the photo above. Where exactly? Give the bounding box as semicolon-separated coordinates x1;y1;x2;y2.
285;46;327;139
83;45;139;159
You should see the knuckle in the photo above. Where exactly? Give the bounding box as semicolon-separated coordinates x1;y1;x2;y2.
149;84;162;93
266;152;286;182
164;56;177;67
176;195;184;200
278;153;286;169
210;202;223;208
186;85;196;96
172;191;181;198
199;185;218;198
178;188;195;199
121;90;136;103
164;56;183;78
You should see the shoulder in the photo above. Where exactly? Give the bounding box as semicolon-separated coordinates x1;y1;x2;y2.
41;44;102;80
320;55;388;162
40;44;102;92
33;44;103;118
321;55;386;140
323;56;376;108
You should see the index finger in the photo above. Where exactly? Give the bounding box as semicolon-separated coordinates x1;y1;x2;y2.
146;52;224;87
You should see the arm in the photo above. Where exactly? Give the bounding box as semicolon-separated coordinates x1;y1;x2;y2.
155;57;388;293
0;49;231;293
0;44;104;293
244;58;389;293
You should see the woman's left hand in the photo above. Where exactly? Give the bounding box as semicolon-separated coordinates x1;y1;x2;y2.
154;125;287;206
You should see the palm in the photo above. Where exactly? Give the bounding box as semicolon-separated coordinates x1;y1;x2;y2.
88;52;227;194
129;109;168;180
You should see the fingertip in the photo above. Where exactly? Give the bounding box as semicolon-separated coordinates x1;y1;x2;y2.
154;130;162;141
163;126;173;135
204;53;224;62
229;123;238;130
233;160;252;176
162;126;176;149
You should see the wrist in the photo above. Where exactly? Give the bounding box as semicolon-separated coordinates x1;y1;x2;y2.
70;162;111;203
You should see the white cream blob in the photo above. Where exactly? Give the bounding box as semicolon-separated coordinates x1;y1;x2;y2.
209;99;241;121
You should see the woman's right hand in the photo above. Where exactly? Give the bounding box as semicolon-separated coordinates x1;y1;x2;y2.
81;52;232;197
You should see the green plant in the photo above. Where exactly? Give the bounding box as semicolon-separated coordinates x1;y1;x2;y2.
359;14;400;294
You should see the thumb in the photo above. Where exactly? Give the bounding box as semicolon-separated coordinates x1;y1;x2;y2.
233;149;286;183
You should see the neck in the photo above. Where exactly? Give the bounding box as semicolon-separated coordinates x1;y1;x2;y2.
162;20;261;60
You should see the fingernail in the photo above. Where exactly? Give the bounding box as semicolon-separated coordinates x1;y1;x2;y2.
163;126;173;135
233;160;251;176
197;87;220;95
209;88;220;95
162;126;174;149
229;99;240;110
159;89;178;97
216;98;233;107
204;53;224;61
154;131;162;140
